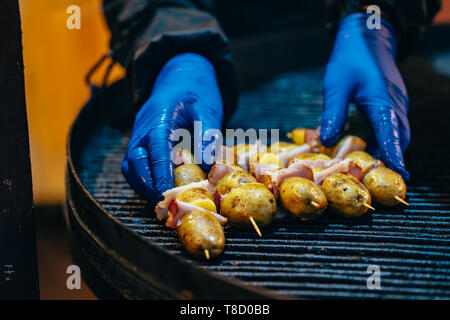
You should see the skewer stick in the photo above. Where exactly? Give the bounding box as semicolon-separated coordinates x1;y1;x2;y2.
249;216;262;238
204;249;210;260
394;196;409;206
286;132;292;139
363;203;376;211
311;201;320;208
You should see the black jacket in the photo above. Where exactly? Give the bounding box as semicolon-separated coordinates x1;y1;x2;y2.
102;0;441;118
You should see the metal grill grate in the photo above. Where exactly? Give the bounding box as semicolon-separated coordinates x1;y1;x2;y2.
76;66;450;299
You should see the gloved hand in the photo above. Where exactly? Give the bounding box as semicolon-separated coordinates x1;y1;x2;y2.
320;13;410;180
121;53;223;205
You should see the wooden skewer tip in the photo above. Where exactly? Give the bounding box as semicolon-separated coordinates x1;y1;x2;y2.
311;201;320;208
249;216;262;238
394;196;409;206
286;133;292;139
364;203;376;211
204;249;210;260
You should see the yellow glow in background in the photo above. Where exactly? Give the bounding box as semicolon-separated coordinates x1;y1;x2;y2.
19;0;124;204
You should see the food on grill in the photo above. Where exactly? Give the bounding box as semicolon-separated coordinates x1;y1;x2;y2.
330;135;367;159
252;156;375;219
307;158;364;185
287;128;366;159
250;161;326;220
215;145;236;164
321;173;372;218
294;153;331;161
208;163;245;186
277;143;311;167
215;169;257;195
267;141;295;154
287;152;331;167
251;161;314;197
235;140;267;171
279;177;327;220
176;187;217;212
154;181;223;228
220;183;277;231
344;151;408;206
178;209;225;260
234;143;250;158
155;181;226;259
286;128;317;145
363;166;407;206
256;152;284;168
344;151;379;173
172;148;195;166
174;164;206;187
154;129;406;258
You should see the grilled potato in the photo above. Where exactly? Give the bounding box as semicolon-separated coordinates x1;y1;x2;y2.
220;183;277;227
322;173;371;218
215;170;257;195
178;210;225;259
344;151;379;174
295;153;331;161
174;164;206;187
267;141;295;154
362;166;406;206
175;187;216;212
345;151;407;206
257;152;283;167
280;177;327;220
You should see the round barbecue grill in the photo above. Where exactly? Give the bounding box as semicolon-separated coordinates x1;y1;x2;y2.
65;26;450;299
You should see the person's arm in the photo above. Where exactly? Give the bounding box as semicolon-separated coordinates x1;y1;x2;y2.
102;1;238;205
102;0;237;121
320;0;441;180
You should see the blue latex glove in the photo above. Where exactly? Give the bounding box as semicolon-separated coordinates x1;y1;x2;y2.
320;13;410;180
121;53;223;204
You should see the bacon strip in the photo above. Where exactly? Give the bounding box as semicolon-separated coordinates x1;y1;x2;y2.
165;200;227;229
155;180;216;220
278;144;311;167
237;140;267;171
208;163;240;185
273;162;313;190
250;163;280;181
333;136;367;159
313;158;363;185
215;145;236;164
172;148;193;166
251;162;313;197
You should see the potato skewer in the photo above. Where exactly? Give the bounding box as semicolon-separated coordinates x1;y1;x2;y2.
209;158;277;237
287;128;366;159
250;157;327;221
252;151;373;218
288;128;406;207
344;151;408;206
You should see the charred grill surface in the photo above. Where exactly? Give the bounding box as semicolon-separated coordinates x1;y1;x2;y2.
71;62;450;299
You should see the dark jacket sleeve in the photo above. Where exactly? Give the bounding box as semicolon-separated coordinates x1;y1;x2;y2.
326;0;442;60
102;0;238;123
